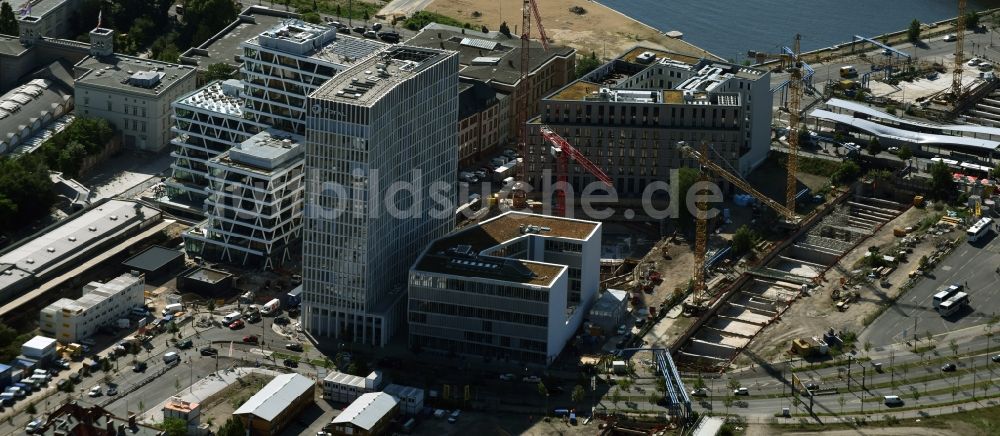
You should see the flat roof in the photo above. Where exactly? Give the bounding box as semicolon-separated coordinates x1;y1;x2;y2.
331;392;397;431
414;212;599;286
592;289;627;313
122;246;183;272
243;20;386;67
173;79;244;117
810;108;1000;151
22;336;56;350
408;24;575;86
0;200;160;275
74;53;196;97
18;0;68;18
619;46;700;66
181;7;289;68
0;35;28;57
312;45;451;106
233;373;314;422
220;128;303;171
182;267;231;284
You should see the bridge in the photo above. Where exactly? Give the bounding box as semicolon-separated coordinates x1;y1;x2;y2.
622;347;692;421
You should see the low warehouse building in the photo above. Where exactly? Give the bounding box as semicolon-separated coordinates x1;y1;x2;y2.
329;392;398;436
233;373;314;436
176;267;233;297
21;336;57;362
382;384;424;416
121;245;184;281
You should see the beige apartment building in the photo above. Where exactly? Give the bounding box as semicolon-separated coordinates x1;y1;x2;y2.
73;28;197;152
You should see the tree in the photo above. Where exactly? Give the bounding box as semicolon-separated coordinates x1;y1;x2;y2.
949;338;959;357
499;21;511;38
575;51;602;78
732;225;757;255
537;382;549;415
929;160;956;200
571;384;586;405
204;63;238;83
832;161;861;184
723;395;734;415
908;19;921;43
363;11;369;22
967;11;981;30
838;395;846;414
867;137;883;155
864;341;872;354
216;416;245;436
26;402;36;414
897;146;912;160
0;2;18;36
617;377;633;392
693;373;707;390
303;12;321;24
727;378;740;393
184;0;239;47
161;417;188;436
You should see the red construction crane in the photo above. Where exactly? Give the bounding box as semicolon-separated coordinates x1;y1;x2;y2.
516;0;548;184
539;126;613;216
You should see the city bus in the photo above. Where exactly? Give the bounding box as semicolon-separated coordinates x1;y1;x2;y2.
938;292;969;317
932;284;962;308
967;217;994;243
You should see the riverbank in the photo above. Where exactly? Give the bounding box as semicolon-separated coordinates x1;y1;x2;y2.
758;8;1000;67
425;0;720;60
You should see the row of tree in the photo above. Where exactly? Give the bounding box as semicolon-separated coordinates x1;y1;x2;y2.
36;118;116;179
0;155;57;232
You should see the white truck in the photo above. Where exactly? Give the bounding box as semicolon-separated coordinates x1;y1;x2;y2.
261;299;281;316
162;303;183;317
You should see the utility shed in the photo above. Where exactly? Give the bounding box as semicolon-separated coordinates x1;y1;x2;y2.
21;336;57;361
329;392;399;436
233;373;315;436
122;245;184;279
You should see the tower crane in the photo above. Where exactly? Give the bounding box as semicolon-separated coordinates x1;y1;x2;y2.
539;126;613;217
678;141;799;313
517;0;548;184
953;0;967;101
748;34;804;214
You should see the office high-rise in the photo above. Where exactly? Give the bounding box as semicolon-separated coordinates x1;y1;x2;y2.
303;46;459;346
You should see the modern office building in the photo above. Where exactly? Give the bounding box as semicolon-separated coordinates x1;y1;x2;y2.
183;129;305;269
73;28;198;152
525;46;772;197
39;272;145;343
408;212;602;365
303;46;459;346
167;19;383;206
407;24;575;161
240;19;386;134
166;79;261;203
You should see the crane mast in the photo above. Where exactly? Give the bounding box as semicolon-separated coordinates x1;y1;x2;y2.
786;35;802;213
953;0;967;101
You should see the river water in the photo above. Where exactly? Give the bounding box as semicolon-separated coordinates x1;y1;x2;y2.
597;0;1000;59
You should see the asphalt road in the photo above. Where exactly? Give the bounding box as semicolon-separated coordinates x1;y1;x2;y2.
863;231;1000;347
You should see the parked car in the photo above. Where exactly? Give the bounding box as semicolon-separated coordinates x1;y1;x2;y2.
690;388;709;397
992;354;1000;363
283;358;298;368
133;362;147;372
943;34;957;42
243;335;259;344
968;57;982;66
273;316;290;325
804;382;819;390
499;373;515;381
285;343;304;352
352;26;366;34
378;31;400;43
89;386;102;397
363;30;377;39
733;387;749;396
200;347;218;357
25;419;42;434
523;375;541;383
177;339;193;349
448;409;461;424
941;363;957;372
106;386;118;396
229;319;245;329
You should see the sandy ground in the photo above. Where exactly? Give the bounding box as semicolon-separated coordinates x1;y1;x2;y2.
868;63;984;105
425;0;720;60
737;206;942;365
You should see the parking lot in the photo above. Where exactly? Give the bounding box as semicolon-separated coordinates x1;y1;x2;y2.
863;230;1000;346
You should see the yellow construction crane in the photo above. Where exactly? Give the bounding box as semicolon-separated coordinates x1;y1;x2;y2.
749;35;804;214
679;141;800;313
953;0;967;101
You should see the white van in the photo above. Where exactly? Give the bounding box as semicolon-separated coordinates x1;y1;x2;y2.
883;395;903;406
222;311;242;325
162;303;183;316
163;351;180;365
502;176;515;186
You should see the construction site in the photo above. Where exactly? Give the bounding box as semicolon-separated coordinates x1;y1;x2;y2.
672;192;908;371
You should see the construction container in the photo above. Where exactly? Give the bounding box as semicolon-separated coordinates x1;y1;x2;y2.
913;195;924;207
